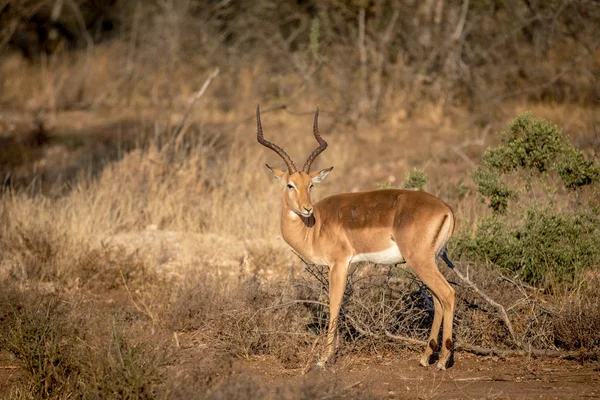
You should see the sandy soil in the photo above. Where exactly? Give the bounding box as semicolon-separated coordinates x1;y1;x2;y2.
236;353;600;399
2;346;599;399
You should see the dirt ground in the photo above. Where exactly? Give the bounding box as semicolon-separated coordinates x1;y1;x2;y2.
2;347;599;399
235;355;600;399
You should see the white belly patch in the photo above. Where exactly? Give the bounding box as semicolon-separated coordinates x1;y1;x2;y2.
350;246;404;264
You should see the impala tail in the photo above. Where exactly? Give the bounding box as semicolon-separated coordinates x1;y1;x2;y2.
439;247;455;269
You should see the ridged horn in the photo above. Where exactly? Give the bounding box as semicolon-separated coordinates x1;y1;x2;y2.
256;105;297;174
302;108;327;173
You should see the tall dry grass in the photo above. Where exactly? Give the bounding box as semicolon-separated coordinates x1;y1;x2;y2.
1;6;599;396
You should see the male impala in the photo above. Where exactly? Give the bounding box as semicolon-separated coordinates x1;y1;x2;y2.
256;106;457;370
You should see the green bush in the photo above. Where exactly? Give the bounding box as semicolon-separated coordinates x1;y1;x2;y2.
455;113;600;288
402;168;428;190
473;112;600;214
455;209;600;287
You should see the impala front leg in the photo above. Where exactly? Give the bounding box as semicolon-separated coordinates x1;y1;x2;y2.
319;259;349;367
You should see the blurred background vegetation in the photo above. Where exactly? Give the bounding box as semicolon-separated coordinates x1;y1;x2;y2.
1;0;599;116
1;1;599;398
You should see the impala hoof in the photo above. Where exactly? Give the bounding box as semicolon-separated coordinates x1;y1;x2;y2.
419;356;430;367
303;360;326;375
436;361;447;371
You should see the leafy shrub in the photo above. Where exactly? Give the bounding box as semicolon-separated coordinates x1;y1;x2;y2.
473;112;600;214
455;209;600;287
402;168;428;190
455;113;600;287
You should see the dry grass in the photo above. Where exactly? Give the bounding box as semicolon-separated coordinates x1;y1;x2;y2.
2;102;599;398
1;16;599;397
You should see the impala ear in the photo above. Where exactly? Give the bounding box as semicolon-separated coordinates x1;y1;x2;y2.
310;166;333;184
265;164;286;182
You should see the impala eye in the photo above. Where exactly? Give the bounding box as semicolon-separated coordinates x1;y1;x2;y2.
287;184;294;189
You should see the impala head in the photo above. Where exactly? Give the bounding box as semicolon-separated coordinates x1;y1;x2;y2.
256;106;333;218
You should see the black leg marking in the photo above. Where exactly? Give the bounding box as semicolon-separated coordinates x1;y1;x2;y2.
445;338;453;351
429;339;438;351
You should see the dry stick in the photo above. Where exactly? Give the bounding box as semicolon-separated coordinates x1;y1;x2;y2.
456;343;597;360
170;67;220;146
451;0;470;42
357;6;369;117
451;265;520;347
383;331;427;348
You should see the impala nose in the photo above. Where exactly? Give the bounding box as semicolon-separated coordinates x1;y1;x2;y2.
303;207;313;215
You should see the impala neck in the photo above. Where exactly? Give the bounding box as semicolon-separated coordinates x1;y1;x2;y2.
280;202;319;257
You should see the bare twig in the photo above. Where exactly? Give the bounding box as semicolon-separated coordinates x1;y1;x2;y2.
452;146;477;168
384;331;427;348
172;67;220;141
452;124;489;167
357;6;369;117
452;265;520;347
50;0;64;22
456;342;597;360
452;0;470;42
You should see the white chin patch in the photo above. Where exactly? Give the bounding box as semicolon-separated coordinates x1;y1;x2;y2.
291;210;312;218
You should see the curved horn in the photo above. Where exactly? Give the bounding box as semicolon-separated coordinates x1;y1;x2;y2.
256;105;297;174
302;108;328;172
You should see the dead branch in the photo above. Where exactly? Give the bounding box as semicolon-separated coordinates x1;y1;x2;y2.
384;331;427;348
452;265;520;347
456;343;598;360
451;0;470;42
172;67;220;141
452;124;489;167
357;6;369;118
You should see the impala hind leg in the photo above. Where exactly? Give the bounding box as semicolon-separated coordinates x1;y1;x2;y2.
318;260;348;367
409;257;455;370
419;296;443;366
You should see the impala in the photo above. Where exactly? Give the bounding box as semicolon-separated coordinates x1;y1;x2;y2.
256;106;457;370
